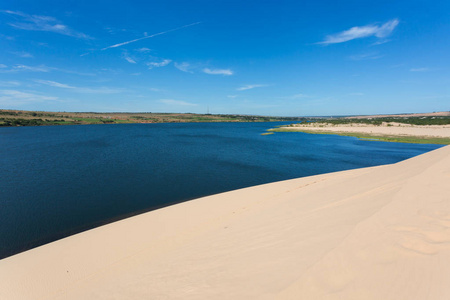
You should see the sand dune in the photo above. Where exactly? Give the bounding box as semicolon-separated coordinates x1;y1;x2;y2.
1;146;449;299
277;123;450;138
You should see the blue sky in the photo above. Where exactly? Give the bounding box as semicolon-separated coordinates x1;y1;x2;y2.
0;0;449;116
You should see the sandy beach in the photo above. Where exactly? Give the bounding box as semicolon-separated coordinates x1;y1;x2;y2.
1;145;449;299
275;123;450;138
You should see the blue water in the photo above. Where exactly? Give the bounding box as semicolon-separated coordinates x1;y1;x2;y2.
0;122;442;259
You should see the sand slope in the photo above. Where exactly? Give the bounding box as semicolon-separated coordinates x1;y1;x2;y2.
1;146;449;299
277;123;450;138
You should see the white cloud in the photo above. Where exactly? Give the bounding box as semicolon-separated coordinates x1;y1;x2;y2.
410;67;429;72
0;64;51;73
0;64;95;76
123;52;136;64
34;79;123;94
0;80;21;87
291;93;308;98
2;10;91;39
12;51;33;58
319;19;399;45
349;52;383;60
277;93;310;100
147;59;172;69
227;95;237;98
237;84;266;91
0;89;58;105
17;64;50;72
34;79;75;89
159;99;197;106
102;22;200;50
372;39;391;46
78;87;124;94
149;87;163;92
0;64;7;68
203;68;233;75
136;47;151;52
125;57;136;63
174;62;192;73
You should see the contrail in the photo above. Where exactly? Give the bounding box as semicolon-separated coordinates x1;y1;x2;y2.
101;22;201;51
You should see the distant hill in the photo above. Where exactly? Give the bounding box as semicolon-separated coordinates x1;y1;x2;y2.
0;109;307;127
345;111;450;119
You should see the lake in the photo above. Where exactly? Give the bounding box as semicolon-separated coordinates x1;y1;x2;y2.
0;122;442;259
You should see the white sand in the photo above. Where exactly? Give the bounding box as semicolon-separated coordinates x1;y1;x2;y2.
277;123;450;138
1;146;449;299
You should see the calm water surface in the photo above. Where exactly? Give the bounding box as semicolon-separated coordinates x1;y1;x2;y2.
0;122;442;259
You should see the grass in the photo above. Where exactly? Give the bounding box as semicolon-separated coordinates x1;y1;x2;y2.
312;116;450;126
0;109;308;127
268;128;450;145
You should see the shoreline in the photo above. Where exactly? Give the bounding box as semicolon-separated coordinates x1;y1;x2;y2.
1;146;449;299
269;123;450;144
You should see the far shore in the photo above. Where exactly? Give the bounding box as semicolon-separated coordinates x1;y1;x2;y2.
269;122;450;144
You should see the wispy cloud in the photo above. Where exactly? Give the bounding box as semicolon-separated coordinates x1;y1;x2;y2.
124;56;136;64
0;64;95;77
203;68;233;76
237;84;266;91
11;51;33;58
17;64;50;72
159;99;197;106
349;52;383;61
147;59;172;69
291;93;309;98
34;79;123;94
0;64;94;76
0;33;15;40
34;79;75;89
123;52;136;64
174;62;193;73
410;67;430;72
148;87;163;92
2;10;91;39
0;64;7;68
277;93;310;100
136;47;151;52
0;89;58;105
319;19;399;45
102;22;201;50
372;39;391;46
0;80;21;87
76;87;124;94
0;64;51;73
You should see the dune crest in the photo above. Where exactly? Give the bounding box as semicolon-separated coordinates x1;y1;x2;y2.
1;146;449;299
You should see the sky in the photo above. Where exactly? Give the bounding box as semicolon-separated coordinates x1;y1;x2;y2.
0;0;449;116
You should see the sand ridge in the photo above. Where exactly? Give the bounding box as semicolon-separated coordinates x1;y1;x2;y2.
0;146;449;299
277;123;450;138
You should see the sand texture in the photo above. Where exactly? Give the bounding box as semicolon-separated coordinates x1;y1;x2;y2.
277;123;450;138
1;146;449;299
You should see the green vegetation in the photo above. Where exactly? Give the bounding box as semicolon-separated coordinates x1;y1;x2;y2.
313;116;450;126
268;128;450;145
0;118;67;126
0;109;308;127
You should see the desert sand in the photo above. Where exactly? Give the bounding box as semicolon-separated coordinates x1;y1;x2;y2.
276;123;450;138
1;146;449;299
